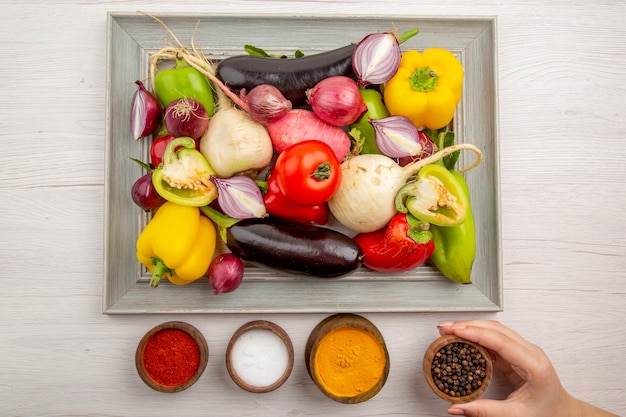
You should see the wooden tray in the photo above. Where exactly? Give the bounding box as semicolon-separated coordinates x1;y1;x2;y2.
103;12;501;314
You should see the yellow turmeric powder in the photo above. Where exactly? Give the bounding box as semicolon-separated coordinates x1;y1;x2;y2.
313;326;386;398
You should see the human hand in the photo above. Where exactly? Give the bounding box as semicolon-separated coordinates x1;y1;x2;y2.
436;320;616;417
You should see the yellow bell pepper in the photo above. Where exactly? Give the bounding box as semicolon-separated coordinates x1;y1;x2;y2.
136;201;216;287
384;48;464;130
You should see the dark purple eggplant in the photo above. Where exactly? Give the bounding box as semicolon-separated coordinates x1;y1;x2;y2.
216;44;356;106
225;217;363;278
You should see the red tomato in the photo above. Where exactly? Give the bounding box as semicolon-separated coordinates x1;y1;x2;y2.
274;140;342;207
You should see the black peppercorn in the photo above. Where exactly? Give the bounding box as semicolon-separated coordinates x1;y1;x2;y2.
430;342;488;398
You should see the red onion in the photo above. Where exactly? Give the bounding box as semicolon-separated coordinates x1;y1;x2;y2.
164;97;209;139
130;80;162;140
370;115;423;158
131;171;166;211
207;253;244;295
352;32;401;86
210;175;267;219
397;131;438;166
306;76;367;126
242;84;292;124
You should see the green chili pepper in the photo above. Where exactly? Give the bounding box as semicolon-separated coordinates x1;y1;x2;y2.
349;88;389;154
152;137;217;207
154;58;215;117
395;163;468;227
428;170;475;284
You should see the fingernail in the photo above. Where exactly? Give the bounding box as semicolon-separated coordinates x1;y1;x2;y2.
447;407;465;416
437;321;455;329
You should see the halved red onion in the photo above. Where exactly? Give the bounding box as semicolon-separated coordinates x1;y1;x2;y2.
130;80;162;140
210;175;266;219
370;115;423;158
352;32;401;86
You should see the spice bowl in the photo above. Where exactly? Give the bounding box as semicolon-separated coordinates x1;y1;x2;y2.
225;320;294;393
305;313;390;404
135;321;209;393
422;335;493;403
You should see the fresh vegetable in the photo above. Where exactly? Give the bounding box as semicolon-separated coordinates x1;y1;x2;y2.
328;144;482;233
370;115;423;158
131;171;166;211
241;84;292;124
348;88;389;155
207;253;244;295
136;202;216;287
199;106;274;178
130;80;162;140
306;76;366;126
266;109;351;161
395;163;468;227
428;170;475;284
352;33;400;86
217;44;357;106
150;134;176;167
152;137;217;207
153;58;215;117
425;127;458;170
384;48;464;130
353;213;434;273
210;175;267;220
163;97;209;140
352;28;418;86
262;169;330;225
396;131;438;166
201;206;363;278
274;140;342;207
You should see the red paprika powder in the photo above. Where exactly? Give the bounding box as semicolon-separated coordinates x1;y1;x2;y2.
142;328;200;386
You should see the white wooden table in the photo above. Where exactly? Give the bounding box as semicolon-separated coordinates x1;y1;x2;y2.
1;1;625;416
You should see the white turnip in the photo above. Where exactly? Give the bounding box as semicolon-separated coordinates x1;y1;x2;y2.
328;144;482;233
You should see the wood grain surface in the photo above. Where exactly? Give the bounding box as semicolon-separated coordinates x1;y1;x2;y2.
1;1;625;416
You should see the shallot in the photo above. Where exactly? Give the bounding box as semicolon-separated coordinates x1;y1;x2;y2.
242;84;292;124
207;253;244;295
131;171;166;211
328;144;483;233
306;76;366;126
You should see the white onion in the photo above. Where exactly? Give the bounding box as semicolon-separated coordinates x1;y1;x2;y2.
200;107;273;178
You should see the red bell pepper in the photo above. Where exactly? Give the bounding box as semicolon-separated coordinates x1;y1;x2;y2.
150;134;200;168
262;169;329;225
353;213;434;273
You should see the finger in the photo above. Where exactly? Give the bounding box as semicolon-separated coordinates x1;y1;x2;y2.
438;321;542;381
448;398;518;417
439;320;527;346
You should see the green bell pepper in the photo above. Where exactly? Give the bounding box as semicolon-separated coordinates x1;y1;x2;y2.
154;58;215;117
349;88;389;154
428;170;475;284
395;163;468;227
152;137;217;207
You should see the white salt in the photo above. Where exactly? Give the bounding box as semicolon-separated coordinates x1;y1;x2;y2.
231;328;289;387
